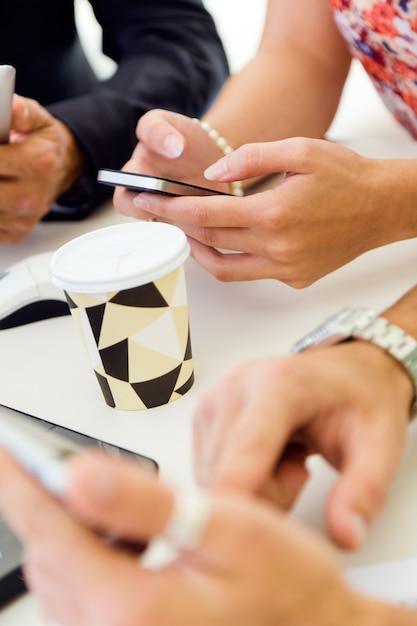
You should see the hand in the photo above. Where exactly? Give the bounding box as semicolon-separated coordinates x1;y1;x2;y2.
119;137;400;287
0;450;382;626
113;109;231;216
193;340;414;550
0;94;85;243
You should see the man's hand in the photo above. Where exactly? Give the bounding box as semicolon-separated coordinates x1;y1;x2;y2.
193;339;413;549
0;94;85;243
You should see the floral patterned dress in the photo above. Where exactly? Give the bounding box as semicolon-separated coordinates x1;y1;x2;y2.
330;0;417;137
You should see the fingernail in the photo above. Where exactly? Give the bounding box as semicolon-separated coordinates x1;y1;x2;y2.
349;512;368;548
204;158;228;181
133;194;150;210
163;134;184;158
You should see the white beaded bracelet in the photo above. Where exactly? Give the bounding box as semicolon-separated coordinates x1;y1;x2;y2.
192;118;244;196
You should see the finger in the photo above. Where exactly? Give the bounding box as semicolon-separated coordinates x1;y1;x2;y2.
10;94;52;134
325;415;407;549
208;365;310;494
188;238;290;283
64;452;175;540
131;189;262;228
258;444;311;509
193;373;247;487
136;109;185;159
0;449;72;543
204;137;318;182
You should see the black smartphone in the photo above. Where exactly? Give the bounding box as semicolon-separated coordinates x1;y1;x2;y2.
0;404;158;606
97;168;229;197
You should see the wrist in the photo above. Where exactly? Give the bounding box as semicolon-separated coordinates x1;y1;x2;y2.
193;118;244;196
291;307;417;419
54;118;87;195
366;158;417;244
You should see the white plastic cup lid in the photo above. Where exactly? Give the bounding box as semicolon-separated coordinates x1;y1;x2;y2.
50;222;190;293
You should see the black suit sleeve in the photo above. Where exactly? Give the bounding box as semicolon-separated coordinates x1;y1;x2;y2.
46;0;229;218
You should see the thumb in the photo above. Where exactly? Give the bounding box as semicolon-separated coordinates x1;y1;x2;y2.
136;108;186;159
11;93;52;134
204;137;317;182
325;436;401;550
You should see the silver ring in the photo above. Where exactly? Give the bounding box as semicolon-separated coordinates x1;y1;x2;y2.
162;488;212;550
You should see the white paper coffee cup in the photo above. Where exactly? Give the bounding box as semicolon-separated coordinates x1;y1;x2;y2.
50;222;193;410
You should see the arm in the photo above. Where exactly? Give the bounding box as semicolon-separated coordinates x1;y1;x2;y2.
0;0;228;242
114;0;417;286
193;285;417;550
0;450;414;626
201;0;351;147
49;0;228;192
115;0;351;192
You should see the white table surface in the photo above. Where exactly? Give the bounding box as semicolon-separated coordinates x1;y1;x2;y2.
0;136;417;622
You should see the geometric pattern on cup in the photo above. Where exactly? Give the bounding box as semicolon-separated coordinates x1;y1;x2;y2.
65;266;193;410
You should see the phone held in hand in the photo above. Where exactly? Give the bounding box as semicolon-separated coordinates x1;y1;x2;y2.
0;404;158;495
0;404;158;606
0;65;15;144
97;168;229;197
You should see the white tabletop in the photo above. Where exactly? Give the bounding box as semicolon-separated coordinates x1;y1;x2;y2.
0;137;417;622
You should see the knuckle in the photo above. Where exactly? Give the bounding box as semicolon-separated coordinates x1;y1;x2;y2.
209;264;234;282
361;477;387;514
288;136;317;164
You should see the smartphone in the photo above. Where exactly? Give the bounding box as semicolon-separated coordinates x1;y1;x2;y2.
0;65;15;144
0;404;157;606
97;168;229;197
0;404;157;493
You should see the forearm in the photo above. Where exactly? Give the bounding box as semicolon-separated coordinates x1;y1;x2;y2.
201;0;351;150
369;597;417;626
202;48;347;149
383;284;417;337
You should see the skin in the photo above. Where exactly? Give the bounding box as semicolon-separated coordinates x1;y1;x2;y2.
113;0;417;286
193;284;417;550
0;286;415;624
0;450;413;626
0;94;85;243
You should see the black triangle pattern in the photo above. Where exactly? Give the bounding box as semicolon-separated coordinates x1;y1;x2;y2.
86;303;106;345
175;372;194;396
131;364;182;408
184;325;192;360
110;283;168;308
99;338;129;381
94;371;115;408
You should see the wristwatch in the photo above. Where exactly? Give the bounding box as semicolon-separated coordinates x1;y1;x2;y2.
291;308;417;418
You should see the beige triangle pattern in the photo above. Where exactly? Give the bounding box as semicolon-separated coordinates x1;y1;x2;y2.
170;267;189;307
154;268;180;305
128;341;181;382
107;376;147;410
171;306;190;356
130;309;183;361
67;290;117;309
97;302;166;350
175;359;194;389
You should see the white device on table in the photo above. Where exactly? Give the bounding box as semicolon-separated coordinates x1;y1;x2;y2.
0;65;15;144
98;168;229;197
0;251;70;329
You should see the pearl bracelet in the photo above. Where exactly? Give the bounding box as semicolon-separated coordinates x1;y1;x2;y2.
192;118;244;196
